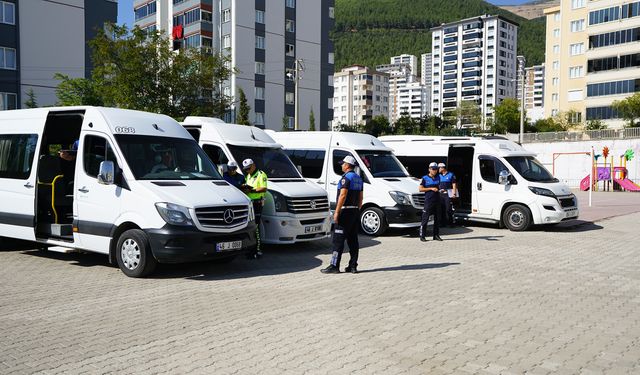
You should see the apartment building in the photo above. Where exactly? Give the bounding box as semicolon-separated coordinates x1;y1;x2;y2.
134;0;335;130
421;52;432;86
525;64;545;121
397;81;429;120
391;54;418;77
543;0;588;125
332;66;389;128
430;15;519;128
376;62;420;122
584;0;640;128
0;0;116;110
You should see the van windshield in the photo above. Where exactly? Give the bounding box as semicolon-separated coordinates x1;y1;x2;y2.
357;150;409;178
227;145;301;179
505;156;558;183
115;135;221;180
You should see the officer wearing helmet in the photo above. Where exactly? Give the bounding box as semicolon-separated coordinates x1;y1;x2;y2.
241;158;268;259
419;162;443;242
321;155;363;274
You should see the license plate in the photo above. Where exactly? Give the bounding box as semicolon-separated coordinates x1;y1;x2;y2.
305;225;323;234
216;240;242;252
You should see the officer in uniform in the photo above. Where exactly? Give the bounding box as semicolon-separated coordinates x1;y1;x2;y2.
419;162;443;242
321;155;363;274
438;162;457;226
223;160;244;189
242;158;268;259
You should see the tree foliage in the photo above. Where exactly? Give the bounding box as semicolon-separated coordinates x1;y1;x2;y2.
24;89;38;108
309;107;316;131
54;73;104;106
236;88;251;125
493;98;525;134
612;93;640;128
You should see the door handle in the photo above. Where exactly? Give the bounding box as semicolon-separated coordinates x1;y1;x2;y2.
24;182;34;189
316;181;324;184
477;182;482;191
330;181;338;186
78;187;89;193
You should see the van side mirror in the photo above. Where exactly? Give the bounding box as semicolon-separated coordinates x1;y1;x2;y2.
98;161;115;185
498;170;511;185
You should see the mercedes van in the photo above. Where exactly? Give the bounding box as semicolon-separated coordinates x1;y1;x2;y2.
0;107;256;277
380;135;579;231
271;131;422;236
181;117;331;244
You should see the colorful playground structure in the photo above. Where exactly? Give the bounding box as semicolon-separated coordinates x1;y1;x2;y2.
580;147;640;192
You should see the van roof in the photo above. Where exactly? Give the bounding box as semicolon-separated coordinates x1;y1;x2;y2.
379;135;535;157
271;131;392;151
181;116;281;148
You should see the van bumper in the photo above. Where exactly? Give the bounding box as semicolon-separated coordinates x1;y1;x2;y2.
145;223;257;263
384;205;422;228
260;212;331;244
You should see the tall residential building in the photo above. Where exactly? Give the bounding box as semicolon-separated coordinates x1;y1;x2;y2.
516;55;526;103
0;0;117;110
397;81;429;120
376;62;419;122
584;0;640;128
391;54;418;77
421;52;432;86
431;15;519;128
332;66;389;128
134;0;335;131
525;64;545;121
543;1;588;124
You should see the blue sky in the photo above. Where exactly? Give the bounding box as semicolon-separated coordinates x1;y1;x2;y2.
117;0;533;27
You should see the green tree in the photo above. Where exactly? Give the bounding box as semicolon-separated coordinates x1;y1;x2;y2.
236;87;251;125
612;92;640;127
281;116;291;131
309;107;316;131
533;117;564;133
24;89;38;108
363;115;390;137
393;114;418;135
54;73;103;106
455;100;482;129
494;98;525;133
585;119;607;130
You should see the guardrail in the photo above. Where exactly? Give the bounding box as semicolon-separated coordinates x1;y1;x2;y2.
507;128;640;143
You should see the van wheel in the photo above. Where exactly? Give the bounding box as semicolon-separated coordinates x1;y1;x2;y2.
502;204;532;231
116;229;157;278
360;207;387;236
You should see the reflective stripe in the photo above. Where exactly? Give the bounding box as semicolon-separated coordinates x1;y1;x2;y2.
341;206;358;209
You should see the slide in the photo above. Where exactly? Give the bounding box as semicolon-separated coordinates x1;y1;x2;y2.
614;178;640;192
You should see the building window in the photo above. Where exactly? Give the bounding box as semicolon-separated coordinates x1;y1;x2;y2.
568;112;582;124
286;0;296;8
0;1;15;25
223;35;231;49
285;43;295;57
570;19;584;32
0;47;16;70
285;92;295;105
0;92;17;111
255;62;265;75
553;45;560;54
328;52;334;64
589;28;640;49
569;43;584;56
571;0;585;9
134;1;156;20
569;66;583;78
255;87;265;100
554;13;561;22
222;8;231;23
255;10;265;24
553;61;559;70
328;75;334;86
255;112;265;125
329;7;335;19
286;68;295;81
183;34;201;49
552;78;559;86
255;36;265;49
587;79;640;97
285;19;295;33
622;2;640;19
553;28;560;38
589;6;621;25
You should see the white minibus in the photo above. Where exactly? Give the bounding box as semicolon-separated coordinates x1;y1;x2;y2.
181;117;331;244
0;107;256;277
271;131;422;236
380;135;579;231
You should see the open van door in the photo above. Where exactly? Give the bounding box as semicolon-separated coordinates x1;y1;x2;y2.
475;155;512;216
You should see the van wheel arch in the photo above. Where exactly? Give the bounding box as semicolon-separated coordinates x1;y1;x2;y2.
500;203;532;231
109;222;142;265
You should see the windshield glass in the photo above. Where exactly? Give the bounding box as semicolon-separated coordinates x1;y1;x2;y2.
115;135;221;180
227;145;301;179
505;156;558;183
357;150;409;178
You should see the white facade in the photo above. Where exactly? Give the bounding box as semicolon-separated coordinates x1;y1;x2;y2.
332;66;389;129
391;54;418;77
397;81;429;119
431;15;519;128
421;52;432;86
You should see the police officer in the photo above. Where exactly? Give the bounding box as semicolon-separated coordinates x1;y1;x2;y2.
419;162;443;242
223;160;244;189
438;162;457;226
321;155;363;274
242;158;268;259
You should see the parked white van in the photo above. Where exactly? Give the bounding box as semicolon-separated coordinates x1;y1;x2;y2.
271;131;423;236
181;117;331;244
380;135;579;231
0;107;256;277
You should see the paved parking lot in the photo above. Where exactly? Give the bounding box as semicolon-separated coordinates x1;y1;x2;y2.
1;210;640;374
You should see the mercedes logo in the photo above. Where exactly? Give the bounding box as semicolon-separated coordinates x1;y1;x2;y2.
310;200;317;210
223;209;235;224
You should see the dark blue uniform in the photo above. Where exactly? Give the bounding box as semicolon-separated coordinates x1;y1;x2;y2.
420;174;441;239
439;171;456;225
223;172;244;189
331;170;363;269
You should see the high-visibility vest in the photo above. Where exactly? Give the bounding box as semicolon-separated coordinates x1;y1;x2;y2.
245;169;268;200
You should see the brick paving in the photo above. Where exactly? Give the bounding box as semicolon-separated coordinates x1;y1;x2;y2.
1;212;639;374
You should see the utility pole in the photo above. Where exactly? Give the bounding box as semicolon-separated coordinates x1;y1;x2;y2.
293;59;305;131
520;73;525;144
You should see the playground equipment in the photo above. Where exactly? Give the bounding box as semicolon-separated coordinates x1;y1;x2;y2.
580;147;640;192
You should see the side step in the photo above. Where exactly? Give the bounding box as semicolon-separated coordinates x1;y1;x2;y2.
47;246;78;254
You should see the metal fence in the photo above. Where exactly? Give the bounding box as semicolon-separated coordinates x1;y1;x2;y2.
507;128;640;143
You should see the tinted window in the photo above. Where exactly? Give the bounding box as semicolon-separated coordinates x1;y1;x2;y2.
357;150;409;178
227;145;300;179
202;144;229;166
285;149;325;179
0;134;38;179
505;156;558;183
332;149;354;175
479;157;509;183
83;135;118;178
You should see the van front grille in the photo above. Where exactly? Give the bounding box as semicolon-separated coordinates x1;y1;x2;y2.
194;205;249;229
411;194;425;209
558;196;576;208
286;196;329;213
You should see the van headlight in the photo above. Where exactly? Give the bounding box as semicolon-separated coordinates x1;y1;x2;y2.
269;190;289;212
389;191;412;205
155;203;194;226
248;203;255;221
528;187;556;198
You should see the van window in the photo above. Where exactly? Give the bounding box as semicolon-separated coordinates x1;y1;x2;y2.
505;156;558;183
0;134;38;179
285;149;325;179
357;150;409;178
202;144;229;166
479;157;509;183
332;149;355;175
83;135;118;178
227;145;301;179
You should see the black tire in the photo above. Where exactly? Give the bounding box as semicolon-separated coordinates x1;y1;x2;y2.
502;204;532;231
116;229;157;278
360;207;388;236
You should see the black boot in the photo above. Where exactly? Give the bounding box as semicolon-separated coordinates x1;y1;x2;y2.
420;237;427;242
321;265;340;274
433;235;443;241
345;266;358;274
